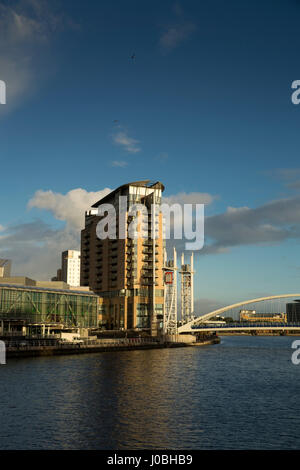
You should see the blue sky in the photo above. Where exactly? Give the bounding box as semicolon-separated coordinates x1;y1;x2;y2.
1;0;300;312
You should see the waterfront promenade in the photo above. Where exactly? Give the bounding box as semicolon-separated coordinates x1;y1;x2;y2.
4;336;219;359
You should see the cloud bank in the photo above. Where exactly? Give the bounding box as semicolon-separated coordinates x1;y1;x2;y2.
0;187;111;280
2;186;300;279
28;187;111;230
204;196;300;254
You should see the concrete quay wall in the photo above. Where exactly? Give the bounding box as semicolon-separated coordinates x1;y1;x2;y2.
5;337;219;359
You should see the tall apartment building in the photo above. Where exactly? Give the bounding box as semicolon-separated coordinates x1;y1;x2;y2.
61;250;81;287
80;181;165;334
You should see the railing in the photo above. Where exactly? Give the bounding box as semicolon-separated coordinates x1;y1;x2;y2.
5;337;162;350
6;340;60;348
0;331;24;337
0;332;61;338
191;322;300;329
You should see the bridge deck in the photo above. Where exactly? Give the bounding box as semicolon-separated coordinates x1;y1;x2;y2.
190;322;300;332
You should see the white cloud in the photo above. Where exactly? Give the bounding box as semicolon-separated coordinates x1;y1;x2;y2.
4;186;300;281
265;168;300;191
0;187;112;280
0;3;42;44
160;22;196;51
0;56;34;111
163;191;217;253
28;187;112;230
112;130;141;154
203;195;300;254
163;192;300;255
111;160;128;168
157;152;168;161
0;220;79;280
226;206;250;214
159;4;196;52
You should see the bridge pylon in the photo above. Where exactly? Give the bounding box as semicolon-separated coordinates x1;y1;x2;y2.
180;252;195;324
163;247;178;335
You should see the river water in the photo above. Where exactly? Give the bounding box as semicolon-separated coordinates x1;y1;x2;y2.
0;335;300;449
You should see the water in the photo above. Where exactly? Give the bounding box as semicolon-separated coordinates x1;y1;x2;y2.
0;335;300;449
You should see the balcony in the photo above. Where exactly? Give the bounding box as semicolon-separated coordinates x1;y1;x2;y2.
143;265;158;270
141;280;159;286
142;249;159;255
141;271;158;278
142;240;159;246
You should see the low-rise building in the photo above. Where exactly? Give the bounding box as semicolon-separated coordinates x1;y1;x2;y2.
0;283;98;337
240;309;287;322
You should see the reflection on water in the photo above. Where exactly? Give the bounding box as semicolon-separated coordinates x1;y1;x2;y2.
0;336;300;449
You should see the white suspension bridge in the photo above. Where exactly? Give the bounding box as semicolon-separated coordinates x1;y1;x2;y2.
178;294;300;334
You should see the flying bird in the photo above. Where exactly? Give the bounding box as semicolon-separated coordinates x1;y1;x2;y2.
130;53;136;62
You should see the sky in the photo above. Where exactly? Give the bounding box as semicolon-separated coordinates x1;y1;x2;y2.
1;0;300;313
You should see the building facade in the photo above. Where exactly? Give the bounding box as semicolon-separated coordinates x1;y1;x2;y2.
239;310;287;322
61;250;81;287
0;283;98;336
286;301;300;323
80;181;165;334
0;259;11;278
